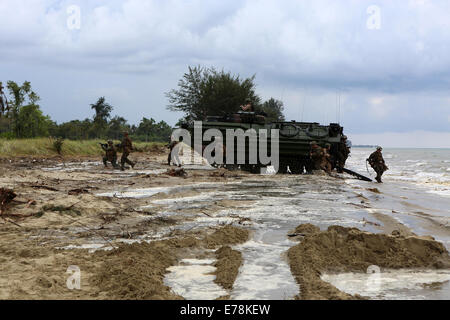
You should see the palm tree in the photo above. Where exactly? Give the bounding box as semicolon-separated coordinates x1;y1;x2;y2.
90;97;113;126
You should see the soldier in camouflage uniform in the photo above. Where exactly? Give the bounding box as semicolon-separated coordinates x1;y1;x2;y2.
119;132;136;171
167;136;182;167
101;140;119;168
336;135;350;173
309;141;323;171
367;146;388;183
321;143;332;174
240;98;255;112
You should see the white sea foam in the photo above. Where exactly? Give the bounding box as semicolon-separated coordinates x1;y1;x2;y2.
96;182;225;198
165;259;228;300
322;269;450;300
57;243;115;253
347;148;450;198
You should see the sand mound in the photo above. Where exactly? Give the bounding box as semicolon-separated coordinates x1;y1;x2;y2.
294;223;321;236
205;225;250;249
92;241;185;300
288;224;450;300
91;226;249;299
213;246;243;290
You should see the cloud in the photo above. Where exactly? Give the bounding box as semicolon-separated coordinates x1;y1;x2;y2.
0;0;449;146
2;0;450;90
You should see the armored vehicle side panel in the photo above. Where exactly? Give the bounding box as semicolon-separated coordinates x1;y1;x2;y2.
185;113;347;174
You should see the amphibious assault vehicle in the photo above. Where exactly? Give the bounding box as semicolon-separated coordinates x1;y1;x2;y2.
183;112;350;174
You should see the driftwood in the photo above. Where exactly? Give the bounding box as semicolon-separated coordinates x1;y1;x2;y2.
0;188;17;215
165;168;188;178
68;188;90;196
31;185;58;192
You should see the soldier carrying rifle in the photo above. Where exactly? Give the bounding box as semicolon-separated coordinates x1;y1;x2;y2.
117;132;136;171
367;146;388;183
100;140;119;169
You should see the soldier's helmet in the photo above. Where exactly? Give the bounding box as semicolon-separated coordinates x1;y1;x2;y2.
108;140;113;145
377;146;382;151
325;143;331;147
310;141;317;146
244;98;252;104
342;135;347;140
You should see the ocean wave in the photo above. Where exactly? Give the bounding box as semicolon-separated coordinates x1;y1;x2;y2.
414;171;449;180
414;162;427;167
427;189;450;197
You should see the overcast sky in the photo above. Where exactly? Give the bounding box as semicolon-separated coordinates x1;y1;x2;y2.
1;0;450;147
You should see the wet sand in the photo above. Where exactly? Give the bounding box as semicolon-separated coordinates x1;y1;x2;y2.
0;152;449;300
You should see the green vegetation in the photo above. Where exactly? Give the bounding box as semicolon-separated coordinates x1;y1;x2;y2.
0;81;54;139
0;81;172;142
40;205;81;217
0;138;165;157
166;65;286;124
0;66;286;147
260;98;285;122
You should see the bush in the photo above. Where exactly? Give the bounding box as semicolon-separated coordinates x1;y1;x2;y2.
52;137;64;155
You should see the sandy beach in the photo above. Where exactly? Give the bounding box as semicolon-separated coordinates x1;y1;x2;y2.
0;148;449;300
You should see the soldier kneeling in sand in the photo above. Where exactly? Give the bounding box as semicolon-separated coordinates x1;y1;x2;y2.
101;141;119;169
367;146;388;183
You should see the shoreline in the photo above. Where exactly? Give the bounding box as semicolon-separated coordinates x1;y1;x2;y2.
0;153;449;300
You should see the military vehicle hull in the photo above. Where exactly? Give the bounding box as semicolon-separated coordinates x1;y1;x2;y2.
185;113;347;174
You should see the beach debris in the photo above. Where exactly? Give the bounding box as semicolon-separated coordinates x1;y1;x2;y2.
36;203;82;218
209;168;238;178
31;185;58;192
0;188;17;215
346;202;371;209
391;230;402;237
165;168;187;178
367;188;381;194
25;199;37;208
288;233;303;238
362;218;381;227
68;188;90;196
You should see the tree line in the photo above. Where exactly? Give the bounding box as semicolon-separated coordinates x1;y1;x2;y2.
0;81;172;142
0;65;286;141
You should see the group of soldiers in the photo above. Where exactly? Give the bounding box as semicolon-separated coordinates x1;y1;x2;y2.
309;135;350;175
102;131;387;182
100;132;136;171
309;139;388;183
